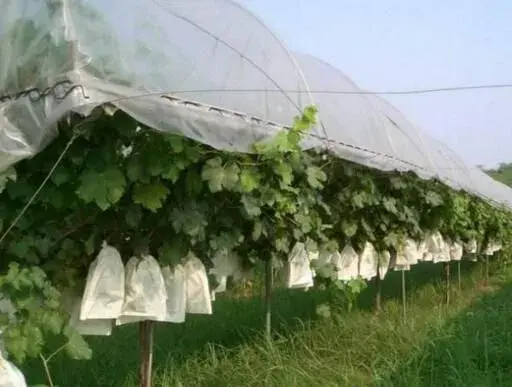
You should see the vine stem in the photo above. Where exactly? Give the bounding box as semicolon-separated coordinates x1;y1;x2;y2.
39;354;54;387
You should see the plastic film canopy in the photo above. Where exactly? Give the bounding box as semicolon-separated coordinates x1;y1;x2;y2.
293;52;512;208
0;0;316;168
1;0;511;208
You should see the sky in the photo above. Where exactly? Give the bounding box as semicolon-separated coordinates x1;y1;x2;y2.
239;0;512;168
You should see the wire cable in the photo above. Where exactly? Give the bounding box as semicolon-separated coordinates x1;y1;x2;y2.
162;83;512;96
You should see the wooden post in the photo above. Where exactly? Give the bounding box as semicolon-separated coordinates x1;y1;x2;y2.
457;261;462;292
139;321;154;387
374;274;382;313
444;262;451;305
485;255;490;286
401;270;406;322
264;259;273;340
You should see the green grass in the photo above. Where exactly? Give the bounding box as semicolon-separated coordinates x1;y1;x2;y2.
22;259;512;386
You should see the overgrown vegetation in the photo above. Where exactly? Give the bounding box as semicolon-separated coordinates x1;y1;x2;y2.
19;259;512;386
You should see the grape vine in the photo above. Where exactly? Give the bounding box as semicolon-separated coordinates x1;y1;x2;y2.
0;103;510;369
0;104;330;364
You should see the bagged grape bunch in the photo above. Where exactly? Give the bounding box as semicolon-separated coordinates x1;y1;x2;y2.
117;255;167;325
184;252;212;315
80;242;125;321
285;242;314;289
0;352;27;387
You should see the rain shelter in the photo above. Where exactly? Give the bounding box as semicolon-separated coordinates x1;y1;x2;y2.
293;52;512;207
1;0;512;208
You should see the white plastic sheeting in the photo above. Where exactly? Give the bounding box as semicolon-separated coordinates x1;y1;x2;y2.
0;0;317;171
1;0;512;208
293;52;512;208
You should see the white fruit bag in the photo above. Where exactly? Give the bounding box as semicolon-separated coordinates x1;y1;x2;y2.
160;265;186;323
396;239;419;266
184;253;212;315
417;240;427;261
465;239;478;254
209;249;240;298
434;237;451;263
358;242;378;280
484;240;502;255
336;245;360;281
378;251;391;279
405;239;420;265
117;255;167;325
394;264;411;271
308;249;319;262
450;242;464;261
312;250;333;279
308;249;319;277
285;242;314;289
211;275;228;302
0;353;27;387
70;297;112;336
425;232;444;254
80;242;125;320
209;249;241;279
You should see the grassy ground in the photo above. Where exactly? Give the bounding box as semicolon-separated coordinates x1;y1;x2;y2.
22;259;512;386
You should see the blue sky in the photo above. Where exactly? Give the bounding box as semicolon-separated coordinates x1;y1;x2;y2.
239;0;512;167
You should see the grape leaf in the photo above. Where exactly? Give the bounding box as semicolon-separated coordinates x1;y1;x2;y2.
239;167;260;192
0;166;17;194
201;157;240;192
241;195;261;217
76;167;126;210
132;182;170;212
63;324;93;360
306;166;327;189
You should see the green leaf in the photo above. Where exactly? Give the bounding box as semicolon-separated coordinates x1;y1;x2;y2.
126;158;146;183
163;134;185;153
40;310;64;335
0;166;17;194
239;168;260;192
162;163;184;183
84;234;96;255
209;231;243;251
158;240;187;266
275;163;293;186
382;197;398;214
170;205;208;240
424;191;444;207
132;182;170;212
50;168;71;186
201;157;240;192
63;324;93;360
241;195;261;217
275;237;289;252
125;206;143;228
76;167;126;210
252;220;263;241
341;220;358;238
306;166;327;189
316;304;331;318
